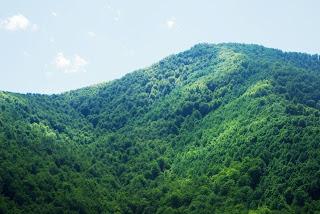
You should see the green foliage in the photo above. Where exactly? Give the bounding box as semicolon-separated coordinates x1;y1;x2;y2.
1;43;320;213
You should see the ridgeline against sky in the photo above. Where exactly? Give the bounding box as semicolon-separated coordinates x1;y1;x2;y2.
1;0;320;93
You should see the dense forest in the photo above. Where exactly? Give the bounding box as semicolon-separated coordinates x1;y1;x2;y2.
1;43;320;213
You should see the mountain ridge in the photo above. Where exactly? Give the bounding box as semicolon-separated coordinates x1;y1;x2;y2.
1;43;320;213
2;43;319;96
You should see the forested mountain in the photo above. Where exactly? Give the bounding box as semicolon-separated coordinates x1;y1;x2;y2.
1;43;320;213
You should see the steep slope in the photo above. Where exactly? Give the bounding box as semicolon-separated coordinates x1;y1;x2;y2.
1;43;320;213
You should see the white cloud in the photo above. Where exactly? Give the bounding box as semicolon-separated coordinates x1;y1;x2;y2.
51;12;57;17
166;17;176;29
74;55;88;68
0;14;31;31
53;53;88;73
88;31;96;37
54;52;71;69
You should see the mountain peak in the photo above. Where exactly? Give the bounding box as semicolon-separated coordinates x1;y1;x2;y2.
1;44;320;213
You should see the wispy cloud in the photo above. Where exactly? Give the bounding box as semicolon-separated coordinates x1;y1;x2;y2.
53;52;88;73
105;3;122;22
49;37;55;43
0;14;33;31
88;31;96;37
166;17;176;29
22;50;31;57
51;12;58;17
54;53;71;69
114;10;121;22
74;55;88;68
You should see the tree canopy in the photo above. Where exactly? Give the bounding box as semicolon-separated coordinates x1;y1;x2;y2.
1;43;320;213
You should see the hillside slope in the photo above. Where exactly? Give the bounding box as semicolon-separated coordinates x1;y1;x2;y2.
1;43;320;213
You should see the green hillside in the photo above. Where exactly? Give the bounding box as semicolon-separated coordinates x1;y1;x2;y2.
1;43;320;213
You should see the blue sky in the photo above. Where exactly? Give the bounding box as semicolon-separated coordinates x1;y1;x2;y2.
1;0;319;94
